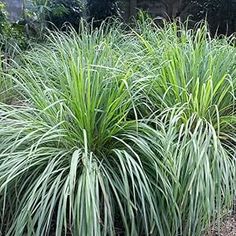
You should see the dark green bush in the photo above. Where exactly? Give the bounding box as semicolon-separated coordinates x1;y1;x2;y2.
87;0;120;26
45;0;84;29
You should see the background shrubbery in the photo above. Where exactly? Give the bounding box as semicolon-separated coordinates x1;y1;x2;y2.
0;0;121;55
0;0;235;54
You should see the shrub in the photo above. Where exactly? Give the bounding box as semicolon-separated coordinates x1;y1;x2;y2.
87;0;120;25
46;0;84;29
0;21;235;235
0;2;28;54
0;2;9;34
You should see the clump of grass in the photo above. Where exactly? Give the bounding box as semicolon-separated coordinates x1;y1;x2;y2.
0;20;235;236
127;20;236;234
137;22;235;123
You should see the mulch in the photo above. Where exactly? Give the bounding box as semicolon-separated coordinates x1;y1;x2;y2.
206;203;236;236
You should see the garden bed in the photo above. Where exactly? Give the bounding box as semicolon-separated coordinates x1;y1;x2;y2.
207;203;236;236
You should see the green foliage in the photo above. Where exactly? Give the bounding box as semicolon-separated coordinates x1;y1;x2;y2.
27;0;84;32
133;20;236;128
0;20;235;235
0;2;28;54
87;0;120;25
179;0;236;35
0;2;9;34
47;0;85;28
0;45;15;104
127;19;236;234
0;54;8;102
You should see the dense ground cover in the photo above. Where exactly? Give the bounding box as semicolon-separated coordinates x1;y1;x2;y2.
0;20;235;235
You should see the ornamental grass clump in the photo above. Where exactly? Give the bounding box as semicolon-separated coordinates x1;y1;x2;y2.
0;26;168;236
126;20;236;234
0;21;235;236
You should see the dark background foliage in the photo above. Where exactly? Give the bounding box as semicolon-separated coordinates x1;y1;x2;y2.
0;0;235;52
45;0;83;29
87;0;120;25
179;0;236;35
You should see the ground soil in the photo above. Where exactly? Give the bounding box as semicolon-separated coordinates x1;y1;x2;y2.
207;215;236;236
206;204;236;236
